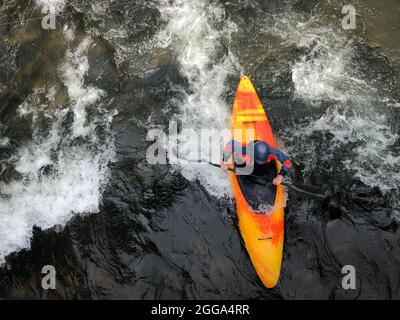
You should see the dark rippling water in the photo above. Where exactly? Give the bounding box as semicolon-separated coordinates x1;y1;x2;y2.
0;0;399;299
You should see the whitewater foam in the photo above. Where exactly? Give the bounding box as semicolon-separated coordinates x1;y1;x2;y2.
156;0;241;197
0;34;115;264
268;14;375;103
0;138;9;147
35;0;66;13
269;13;400;217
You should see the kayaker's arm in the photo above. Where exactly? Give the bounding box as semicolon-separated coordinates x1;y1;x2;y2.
269;147;292;175
221;140;241;171
221;142;232;171
269;147;293;185
222;140;240;160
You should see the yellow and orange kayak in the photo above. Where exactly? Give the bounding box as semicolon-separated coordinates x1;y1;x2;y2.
229;76;285;288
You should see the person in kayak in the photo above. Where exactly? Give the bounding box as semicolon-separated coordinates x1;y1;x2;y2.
220;140;292;185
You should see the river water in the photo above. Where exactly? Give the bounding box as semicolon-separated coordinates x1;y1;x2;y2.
0;0;399;299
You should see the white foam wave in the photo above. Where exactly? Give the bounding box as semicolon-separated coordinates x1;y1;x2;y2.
0;36;115;264
0;138;9;147
269;14;374;103
156;0;241;197
297;111;400;191
269;13;400;215
35;0;66;13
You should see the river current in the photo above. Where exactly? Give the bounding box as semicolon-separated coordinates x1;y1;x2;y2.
0;0;399;299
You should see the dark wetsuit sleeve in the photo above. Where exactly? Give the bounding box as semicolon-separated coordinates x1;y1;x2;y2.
223;140;241;161
223;141;233;161
269;147;292;176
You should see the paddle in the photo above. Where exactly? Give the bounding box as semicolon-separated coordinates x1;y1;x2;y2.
208;162;327;200
172;152;327;199
208;162;266;183
280;182;327;199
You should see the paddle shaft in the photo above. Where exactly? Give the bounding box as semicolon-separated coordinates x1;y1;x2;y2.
208;162;265;182
209;162;327;199
281;182;327;199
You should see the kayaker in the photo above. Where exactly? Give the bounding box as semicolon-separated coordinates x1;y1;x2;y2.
220;140;292;185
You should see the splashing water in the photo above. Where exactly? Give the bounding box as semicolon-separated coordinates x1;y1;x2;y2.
268;13;400;217
35;0;66;13
268;14;375;103
0;34;115;264
156;0;241;197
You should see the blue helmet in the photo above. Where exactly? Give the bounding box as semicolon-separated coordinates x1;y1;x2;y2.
254;141;270;164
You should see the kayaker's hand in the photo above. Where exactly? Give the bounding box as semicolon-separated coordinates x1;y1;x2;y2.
273;175;284;186
221;161;229;172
